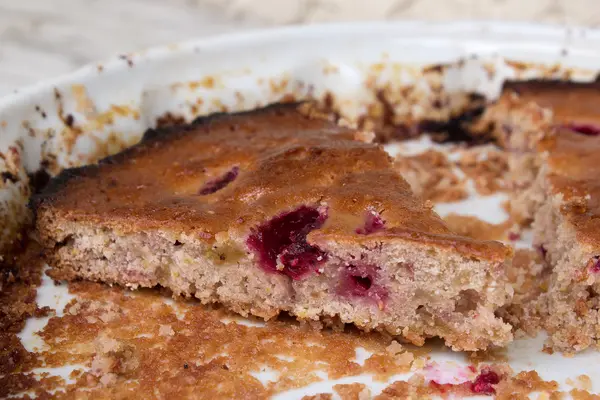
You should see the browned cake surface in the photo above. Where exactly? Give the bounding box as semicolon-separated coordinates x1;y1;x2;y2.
539;128;600;248
503;80;600;127
34;103;507;260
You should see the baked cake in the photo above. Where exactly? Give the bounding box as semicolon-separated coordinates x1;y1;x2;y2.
33;103;513;351
474;80;600;352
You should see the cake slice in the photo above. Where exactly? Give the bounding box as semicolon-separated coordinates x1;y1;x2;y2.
474;80;600;352
531;128;600;352
33;103;512;351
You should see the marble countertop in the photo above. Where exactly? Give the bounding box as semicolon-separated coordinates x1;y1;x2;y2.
1;0;598;96
0;0;257;96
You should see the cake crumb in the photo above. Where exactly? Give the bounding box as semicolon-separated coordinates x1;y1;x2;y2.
568;375;593;391
302;394;333;400
497;249;548;338
495;370;559;399
467;347;508;365
334;383;370;400
578;375;593;391
395;149;468;203
443;213;512;241
159;324;175;336
458;146;510;195
395;144;510;204
353;130;376;143
374;380;412;399
571;389;600;400
98;373;118;387
385;340;404;355
371;364;561;399
90;333;139;382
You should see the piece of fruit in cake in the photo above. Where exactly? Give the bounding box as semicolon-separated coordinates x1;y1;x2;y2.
564;123;600;136
247;205;328;280
34;102;512;351
336;263;388;309
588;256;600;274
355;210;386;235
470;369;501;395
199;166;239;195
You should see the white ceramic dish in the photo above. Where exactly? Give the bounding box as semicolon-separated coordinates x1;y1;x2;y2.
3;21;600;398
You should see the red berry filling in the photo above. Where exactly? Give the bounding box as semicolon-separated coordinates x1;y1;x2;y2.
247;206;328;280
470;369;500;395
426;367;501;396
537;245;548;259
565;123;600;136
337;264;388;308
199;166;239;195
589;256;600;273
507;232;520;241
356;211;386;235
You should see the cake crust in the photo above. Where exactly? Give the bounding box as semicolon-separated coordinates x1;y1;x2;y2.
503;80;600;127
540;129;600;248
34;103;508;260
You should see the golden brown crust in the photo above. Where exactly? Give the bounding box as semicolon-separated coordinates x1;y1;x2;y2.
538;128;600;248
503;80;600;126
34;102;507;260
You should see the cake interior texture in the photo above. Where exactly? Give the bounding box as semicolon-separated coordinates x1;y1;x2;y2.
470;80;600;352
531;129;600;352
33;103;514;352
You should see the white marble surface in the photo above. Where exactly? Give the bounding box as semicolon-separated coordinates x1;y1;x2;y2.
0;0;256;96
1;0;599;96
202;0;600;25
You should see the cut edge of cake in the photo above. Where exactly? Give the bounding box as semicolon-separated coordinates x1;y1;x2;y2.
471;80;600;353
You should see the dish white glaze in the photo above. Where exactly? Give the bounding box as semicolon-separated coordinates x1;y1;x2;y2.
4;22;600;398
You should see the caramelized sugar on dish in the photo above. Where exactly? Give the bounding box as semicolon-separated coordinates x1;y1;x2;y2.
34;103;512;352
